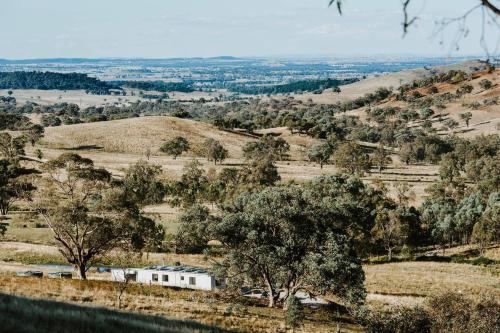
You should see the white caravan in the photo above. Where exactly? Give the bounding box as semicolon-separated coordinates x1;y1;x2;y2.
111;265;224;291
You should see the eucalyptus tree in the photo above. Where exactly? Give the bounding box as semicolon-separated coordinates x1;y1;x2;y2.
210;185;366;308
35;153;164;279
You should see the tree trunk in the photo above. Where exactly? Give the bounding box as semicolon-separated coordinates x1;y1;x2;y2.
77;264;87;280
387;247;392;261
265;278;275;308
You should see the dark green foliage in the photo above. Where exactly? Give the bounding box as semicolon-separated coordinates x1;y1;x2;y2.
113;80;195;93
122;160;165;206
284;295;304;329
0;112;32;130
204;139;228;165
0;71;116;95
0;293;233;333
479;78;493;90
307;142;333;169
362;306;431;333
176;204;212;253
160;136;190;159
228;78;357;95
362;292;499;333
211;184;366;307
168;160;208;207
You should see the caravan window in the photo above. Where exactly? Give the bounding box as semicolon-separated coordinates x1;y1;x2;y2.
189;277;196;285
152;273;158;282
180;276;184;281
162;275;169;282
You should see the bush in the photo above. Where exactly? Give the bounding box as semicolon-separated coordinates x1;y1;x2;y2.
284;295;304;329
362;292;500;333
426;292;500;333
363;306;431;333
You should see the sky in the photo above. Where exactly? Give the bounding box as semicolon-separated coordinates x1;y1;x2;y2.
0;0;498;59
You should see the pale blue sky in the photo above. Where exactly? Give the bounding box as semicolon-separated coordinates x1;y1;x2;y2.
0;0;497;59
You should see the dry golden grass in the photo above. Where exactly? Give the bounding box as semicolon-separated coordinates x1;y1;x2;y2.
0;274;362;333
364;261;500;300
41;116;258;158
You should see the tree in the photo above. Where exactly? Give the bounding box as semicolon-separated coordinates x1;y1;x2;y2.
0;159;34;216
176;204;212;253
35;149;44;160
160;136;190;159
24;124;44;147
211;185;366;308
479;79;493;90
261;134;290;161
454;192;484;244
372;207;407;260
0;133;25;160
0;135;33;217
204;139;228;165
122;160;165;206
393;181;415;206
242;157;281;187
34;153;163;279
242;141;268;161
333;142;371;175
371;146;392;172
459;112;473;127
169;159;208;207
307;142;333;169
472;192;499;253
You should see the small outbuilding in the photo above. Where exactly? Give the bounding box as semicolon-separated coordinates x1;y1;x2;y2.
111;265;224;291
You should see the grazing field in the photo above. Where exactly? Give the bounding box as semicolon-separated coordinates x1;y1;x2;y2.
0;292;233;333
40;116;258;158
0;274;362;333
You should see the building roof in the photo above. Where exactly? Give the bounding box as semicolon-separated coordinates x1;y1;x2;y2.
141;265;209;275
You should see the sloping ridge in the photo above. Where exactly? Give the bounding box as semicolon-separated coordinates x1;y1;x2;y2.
41;116;257;158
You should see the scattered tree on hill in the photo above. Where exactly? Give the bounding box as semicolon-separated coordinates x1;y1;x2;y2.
479;79;493;90
371;146;392;173
24;124;44;147
175;204;213;253
35;153;164;279
241;156;281;186
307;142;333;169
372;207;408;260
261;134;290;160
0;133;25;160
204;139;228;165
168;159;208;207
160;136;190;159
122;160;165;206
333;142;371;175
459;112;473;127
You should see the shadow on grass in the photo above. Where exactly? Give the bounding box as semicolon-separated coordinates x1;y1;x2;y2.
0;292;234;333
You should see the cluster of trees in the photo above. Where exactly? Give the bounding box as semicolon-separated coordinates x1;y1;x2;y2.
112;80;195;93
0;72;116;95
228;77;357;95
175;174;379;308
160;137;228;165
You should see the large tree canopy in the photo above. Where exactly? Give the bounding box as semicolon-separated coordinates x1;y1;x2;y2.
205;181;368;308
35;153;164;279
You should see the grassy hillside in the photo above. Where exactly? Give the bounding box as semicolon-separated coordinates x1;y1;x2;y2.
0;292;232;333
41;116;257;158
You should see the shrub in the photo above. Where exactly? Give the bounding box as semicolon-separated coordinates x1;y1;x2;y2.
284;295;304;329
363;306;431;333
